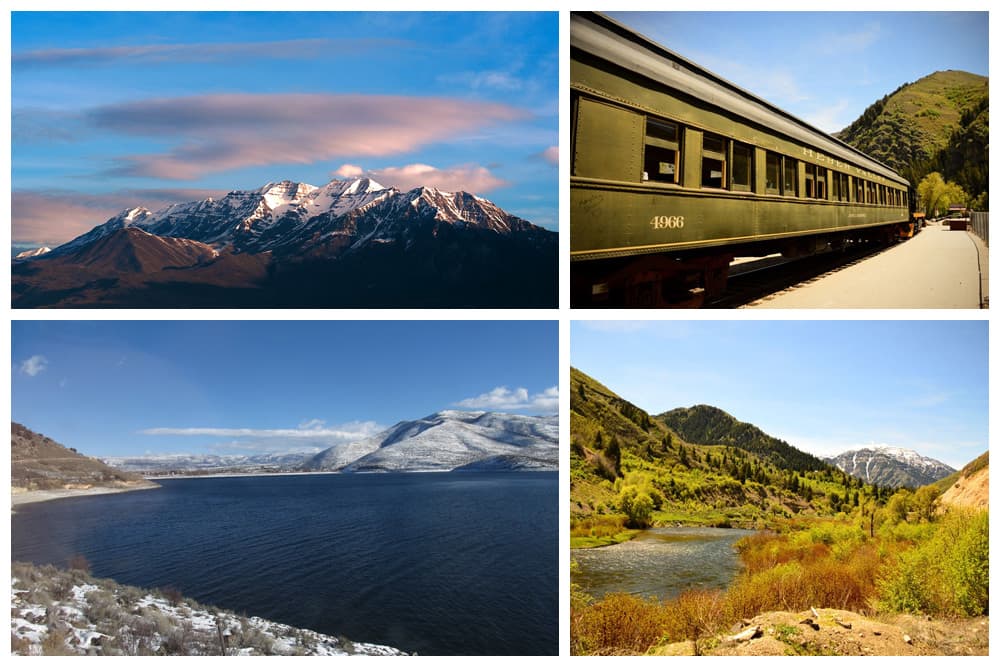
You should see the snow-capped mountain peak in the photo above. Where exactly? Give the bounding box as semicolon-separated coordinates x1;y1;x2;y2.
303;410;558;473
825;445;955;488
14;246;52;260
35;176;550;262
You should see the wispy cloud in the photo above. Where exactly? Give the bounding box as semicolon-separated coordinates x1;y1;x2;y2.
13;38;411;67
539;146;558;166
440;69;525;92
141;420;382;441
12;188;229;245
365;163;508;193
454;386;558;413
19;355;48;377
817;23;881;55
804;98;852;133
85;93;527;180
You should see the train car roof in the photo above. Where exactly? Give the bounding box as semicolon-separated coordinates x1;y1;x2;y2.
571;12;909;186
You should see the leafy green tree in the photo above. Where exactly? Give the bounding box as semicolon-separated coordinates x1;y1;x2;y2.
618;486;654;528
912;485;941;523
917;172;968;216
885;489;913;524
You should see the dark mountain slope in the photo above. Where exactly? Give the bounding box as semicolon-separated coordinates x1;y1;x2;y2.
658;404;828;472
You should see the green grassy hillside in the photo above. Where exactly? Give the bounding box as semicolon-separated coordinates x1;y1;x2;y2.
570;368;885;542
837;70;988;198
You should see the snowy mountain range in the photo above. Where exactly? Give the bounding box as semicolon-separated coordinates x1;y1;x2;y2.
42;177;547;258
825;446;955;488
104;411;558;475
13;177;557;308
304;410;558;473
102;452;313;474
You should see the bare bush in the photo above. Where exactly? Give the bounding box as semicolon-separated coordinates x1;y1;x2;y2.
161;586;184;607
68;554;91;573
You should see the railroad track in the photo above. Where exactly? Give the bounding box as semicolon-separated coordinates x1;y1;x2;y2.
707;242;895;308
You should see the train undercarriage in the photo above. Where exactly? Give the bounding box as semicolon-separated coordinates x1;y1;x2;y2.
571;221;912;308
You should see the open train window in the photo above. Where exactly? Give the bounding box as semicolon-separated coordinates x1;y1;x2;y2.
839;174;850;201
804;163;816;198
855;179;865;203
643;117;680;184
783;157;798;197
731;142;753;192
765;152;781;194
831;171;840;200
701;133;727;189
816;168;827;200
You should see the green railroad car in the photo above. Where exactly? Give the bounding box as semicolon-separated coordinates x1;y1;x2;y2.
571;12;913;307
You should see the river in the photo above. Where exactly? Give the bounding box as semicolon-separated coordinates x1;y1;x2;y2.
571;527;755;601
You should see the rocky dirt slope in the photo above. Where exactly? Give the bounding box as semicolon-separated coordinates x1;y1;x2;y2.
651;607;988;656
10;562;406;656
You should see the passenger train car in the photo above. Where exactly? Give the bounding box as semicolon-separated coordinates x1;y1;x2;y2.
571;12;913;307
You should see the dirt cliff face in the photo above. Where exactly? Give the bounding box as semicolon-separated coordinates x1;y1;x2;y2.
939;466;989;511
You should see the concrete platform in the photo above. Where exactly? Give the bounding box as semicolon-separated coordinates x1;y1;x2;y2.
748;223;988;309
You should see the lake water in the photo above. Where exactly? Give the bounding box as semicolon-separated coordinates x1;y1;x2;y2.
11;472;557;655
571;527;755;601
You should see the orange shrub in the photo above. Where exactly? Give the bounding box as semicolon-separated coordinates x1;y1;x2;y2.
571;592;670;655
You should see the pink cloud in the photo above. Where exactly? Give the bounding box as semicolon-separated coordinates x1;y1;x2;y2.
12;189;228;245
90;93;527;180
367;163;508;193
540;145;558;166
334;164;365;178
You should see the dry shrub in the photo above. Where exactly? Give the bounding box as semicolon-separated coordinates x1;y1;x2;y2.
571;592;670;655
659;588;729;643
68;554;91;573
161;586;184;607
11;632;33;655
41;626;74;656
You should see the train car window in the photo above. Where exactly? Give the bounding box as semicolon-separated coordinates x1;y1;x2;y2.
816;168;827;200
765;152;781;194
839;174;850;202
856;179;865;203
831;171;840;200
701;133;727;189
783;157;798;197
643;117;680;184
804;164;816;198
731;142;753;192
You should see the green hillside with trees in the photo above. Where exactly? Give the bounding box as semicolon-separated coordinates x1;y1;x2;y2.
836;70;988;210
570;367;886;543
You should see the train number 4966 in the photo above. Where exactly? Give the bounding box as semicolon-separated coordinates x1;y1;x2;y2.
649;215;685;230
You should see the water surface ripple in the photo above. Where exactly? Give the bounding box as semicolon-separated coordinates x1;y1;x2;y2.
11;472;557;655
571;527;755;601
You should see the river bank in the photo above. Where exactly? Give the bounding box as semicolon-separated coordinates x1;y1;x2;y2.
11;481;160;508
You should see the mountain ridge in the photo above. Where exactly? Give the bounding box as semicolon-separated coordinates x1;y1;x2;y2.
303;410;558;473
12;177;557;308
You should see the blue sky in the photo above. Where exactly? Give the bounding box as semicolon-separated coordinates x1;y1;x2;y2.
605;11;988;135
11;320;559;458
572;320;987;469
10;11;558;245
